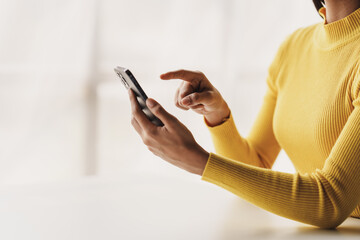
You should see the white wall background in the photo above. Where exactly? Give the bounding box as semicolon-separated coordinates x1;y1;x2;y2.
0;0;321;184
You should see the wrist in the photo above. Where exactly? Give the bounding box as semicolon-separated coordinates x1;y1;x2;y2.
205;105;230;127
188;145;209;176
196;148;209;176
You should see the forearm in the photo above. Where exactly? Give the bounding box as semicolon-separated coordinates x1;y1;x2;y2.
202;153;356;228
206;113;269;168
206;88;281;169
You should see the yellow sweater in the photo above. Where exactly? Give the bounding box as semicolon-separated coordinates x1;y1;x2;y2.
201;7;360;228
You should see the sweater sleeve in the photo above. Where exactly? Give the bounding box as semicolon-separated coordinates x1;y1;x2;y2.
205;36;288;168
202;74;360;228
205;88;280;168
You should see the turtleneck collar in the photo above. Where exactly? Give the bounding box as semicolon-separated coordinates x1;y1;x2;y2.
314;7;360;50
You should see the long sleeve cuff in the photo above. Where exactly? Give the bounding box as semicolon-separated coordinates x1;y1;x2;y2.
204;112;237;137
204;113;245;151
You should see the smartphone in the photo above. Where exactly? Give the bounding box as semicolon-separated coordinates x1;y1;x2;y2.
114;66;164;126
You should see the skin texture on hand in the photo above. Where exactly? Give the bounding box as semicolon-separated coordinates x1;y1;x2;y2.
160;69;230;127
128;89;209;176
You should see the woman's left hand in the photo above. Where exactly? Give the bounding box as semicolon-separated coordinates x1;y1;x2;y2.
128;89;209;175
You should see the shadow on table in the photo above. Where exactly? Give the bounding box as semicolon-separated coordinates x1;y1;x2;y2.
298;224;360;236
219;199;360;239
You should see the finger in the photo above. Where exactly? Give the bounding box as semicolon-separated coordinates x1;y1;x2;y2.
190;104;205;111
181;91;213;107
179;82;194;99
128;89;156;131
131;116;142;135
160;69;204;83
146;98;177;127
175;82;189;110
176;99;190;110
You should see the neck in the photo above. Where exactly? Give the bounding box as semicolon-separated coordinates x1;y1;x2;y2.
324;0;360;23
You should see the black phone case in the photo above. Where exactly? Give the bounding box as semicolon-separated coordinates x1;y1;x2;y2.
114;67;164;127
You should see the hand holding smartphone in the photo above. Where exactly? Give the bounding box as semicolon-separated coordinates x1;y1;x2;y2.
114;66;164;126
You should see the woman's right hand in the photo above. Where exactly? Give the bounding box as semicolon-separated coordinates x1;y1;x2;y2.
160;69;230;127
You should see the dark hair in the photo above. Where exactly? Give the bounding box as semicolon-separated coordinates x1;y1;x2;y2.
313;0;325;12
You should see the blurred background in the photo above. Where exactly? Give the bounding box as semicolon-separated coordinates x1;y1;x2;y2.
0;0;321;185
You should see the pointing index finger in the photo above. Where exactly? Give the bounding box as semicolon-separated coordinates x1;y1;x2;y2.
160;69;203;82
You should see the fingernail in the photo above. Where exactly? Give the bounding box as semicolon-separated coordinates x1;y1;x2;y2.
147;98;156;108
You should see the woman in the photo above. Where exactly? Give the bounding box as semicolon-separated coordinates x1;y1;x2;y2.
128;0;360;228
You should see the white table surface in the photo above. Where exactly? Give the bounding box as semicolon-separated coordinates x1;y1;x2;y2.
0;173;359;240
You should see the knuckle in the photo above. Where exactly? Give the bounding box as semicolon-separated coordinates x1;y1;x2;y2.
153;105;162;115
180;92;187;99
148;147;160;157
142;135;152;146
192;92;199;101
131;107;138;116
206;91;214;101
195;70;205;77
131;117;136;125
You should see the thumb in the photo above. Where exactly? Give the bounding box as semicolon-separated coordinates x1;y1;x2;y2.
146;98;177;127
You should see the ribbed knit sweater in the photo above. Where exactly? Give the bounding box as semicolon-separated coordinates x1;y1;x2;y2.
201;7;360;228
